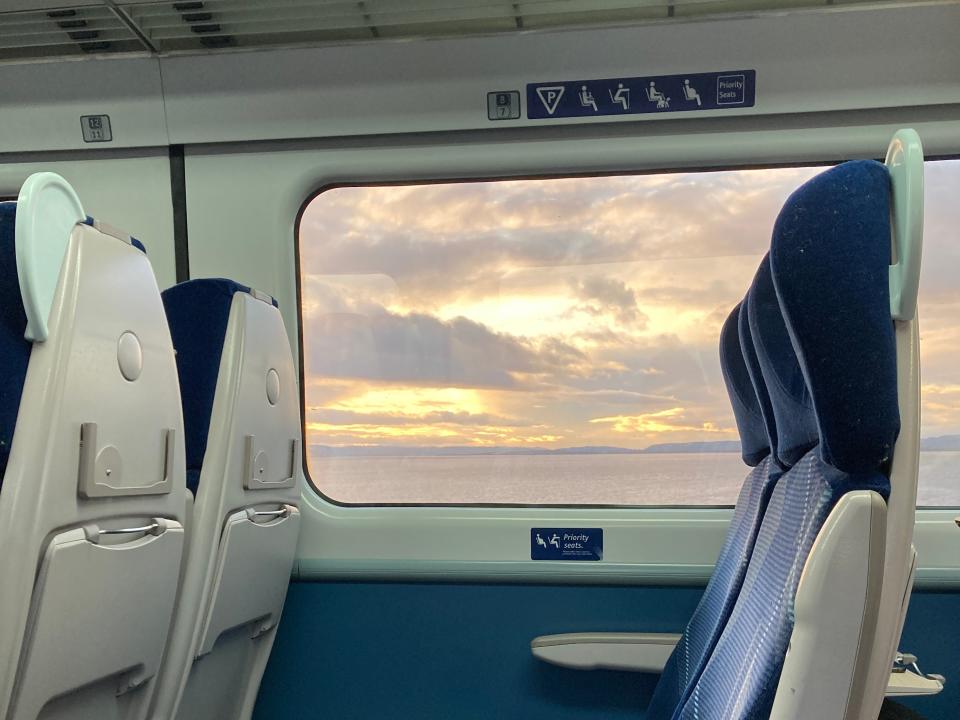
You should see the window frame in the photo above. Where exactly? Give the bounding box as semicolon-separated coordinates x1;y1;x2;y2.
295;157;960;511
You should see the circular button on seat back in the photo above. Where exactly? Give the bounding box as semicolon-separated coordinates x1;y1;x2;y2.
117;331;143;381
266;368;280;405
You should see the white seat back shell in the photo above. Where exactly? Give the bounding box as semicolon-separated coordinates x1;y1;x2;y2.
150;290;301;720
0;218;187;720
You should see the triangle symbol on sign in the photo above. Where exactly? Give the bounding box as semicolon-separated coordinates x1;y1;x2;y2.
536;86;565;115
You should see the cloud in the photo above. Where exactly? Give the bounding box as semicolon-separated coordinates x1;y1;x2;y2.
570;275;647;326
920;383;960;431
590;407;732;436
305;305;589;390
298;167;822;312
298;160;960;448
307;309;531;387
308;407;520;428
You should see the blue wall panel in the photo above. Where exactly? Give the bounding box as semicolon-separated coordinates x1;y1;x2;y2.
254;582;701;719
254;583;957;720
897;591;959;719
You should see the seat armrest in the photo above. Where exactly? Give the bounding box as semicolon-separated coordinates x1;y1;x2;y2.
530;632;680;672
886;669;944;697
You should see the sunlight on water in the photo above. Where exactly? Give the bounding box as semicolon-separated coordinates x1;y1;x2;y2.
311;452;960;506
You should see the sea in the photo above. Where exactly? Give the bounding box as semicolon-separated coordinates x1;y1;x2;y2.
309;451;960;507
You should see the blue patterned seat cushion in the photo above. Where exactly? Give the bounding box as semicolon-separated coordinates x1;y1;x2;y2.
646;456;779;719
645;302;783;719
674;454;888;720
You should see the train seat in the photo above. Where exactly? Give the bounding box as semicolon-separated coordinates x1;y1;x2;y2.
642;300;785;717
150;279;301;720
673;149;921;718
0;173;188;720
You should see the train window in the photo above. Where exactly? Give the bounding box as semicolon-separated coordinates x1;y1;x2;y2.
299;160;960;507
915;158;960;507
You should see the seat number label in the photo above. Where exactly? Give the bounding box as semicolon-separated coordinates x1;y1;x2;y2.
81;114;112;143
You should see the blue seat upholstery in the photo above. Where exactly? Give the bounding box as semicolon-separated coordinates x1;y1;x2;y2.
674;160;898;720
645;303;782;719
162;278;276;494
737;283;780;472
0;203;32;487
747;255;819;468
772;160;899;473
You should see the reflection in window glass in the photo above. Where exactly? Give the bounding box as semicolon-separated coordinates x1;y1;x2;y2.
300;161;959;506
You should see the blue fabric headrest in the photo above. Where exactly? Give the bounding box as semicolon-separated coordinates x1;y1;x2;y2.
719;304;770;466
737;295;778;467
0;203;32;487
746;255;818;468
162;278;278;494
163;278;251;494
770;160;900;474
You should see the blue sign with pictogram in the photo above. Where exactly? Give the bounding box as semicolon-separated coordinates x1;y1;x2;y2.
527;70;755;119
531;528;603;561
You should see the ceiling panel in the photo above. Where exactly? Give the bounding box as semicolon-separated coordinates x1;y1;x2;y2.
0;0;935;62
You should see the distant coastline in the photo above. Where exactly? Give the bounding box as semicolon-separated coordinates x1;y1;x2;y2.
311;434;960;458
310;442;735;458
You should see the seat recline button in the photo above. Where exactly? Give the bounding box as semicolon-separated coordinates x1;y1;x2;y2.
266;368;280;405
117;331;143;381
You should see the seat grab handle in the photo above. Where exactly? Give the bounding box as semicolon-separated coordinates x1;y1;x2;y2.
83;518;168;544
245;506;292;523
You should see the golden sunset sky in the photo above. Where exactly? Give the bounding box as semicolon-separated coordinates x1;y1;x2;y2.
299;161;960;453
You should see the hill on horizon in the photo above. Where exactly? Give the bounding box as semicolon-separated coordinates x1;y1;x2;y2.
310;434;960;458
310;440;741;458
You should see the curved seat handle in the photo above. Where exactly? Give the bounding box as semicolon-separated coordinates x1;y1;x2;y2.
82;518;168;544
245;505;293;523
886;128;924;321
14;172;86;342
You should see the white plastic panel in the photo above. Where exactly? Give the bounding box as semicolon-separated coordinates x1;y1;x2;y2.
13;172;85;342
0;218;187;720
886;670;944;697
149;292;301;720
771;491;886;720
887;129;925;322
0;57;166;153
159;3;960;144
8;523;184;720
196;508;301;657
531;632;680;672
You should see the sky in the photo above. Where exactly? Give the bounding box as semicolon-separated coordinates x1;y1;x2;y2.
299;160;960;453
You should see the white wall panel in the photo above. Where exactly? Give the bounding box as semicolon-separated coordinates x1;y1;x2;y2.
0;58;166;153
161;3;960;144
0;152;177;288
